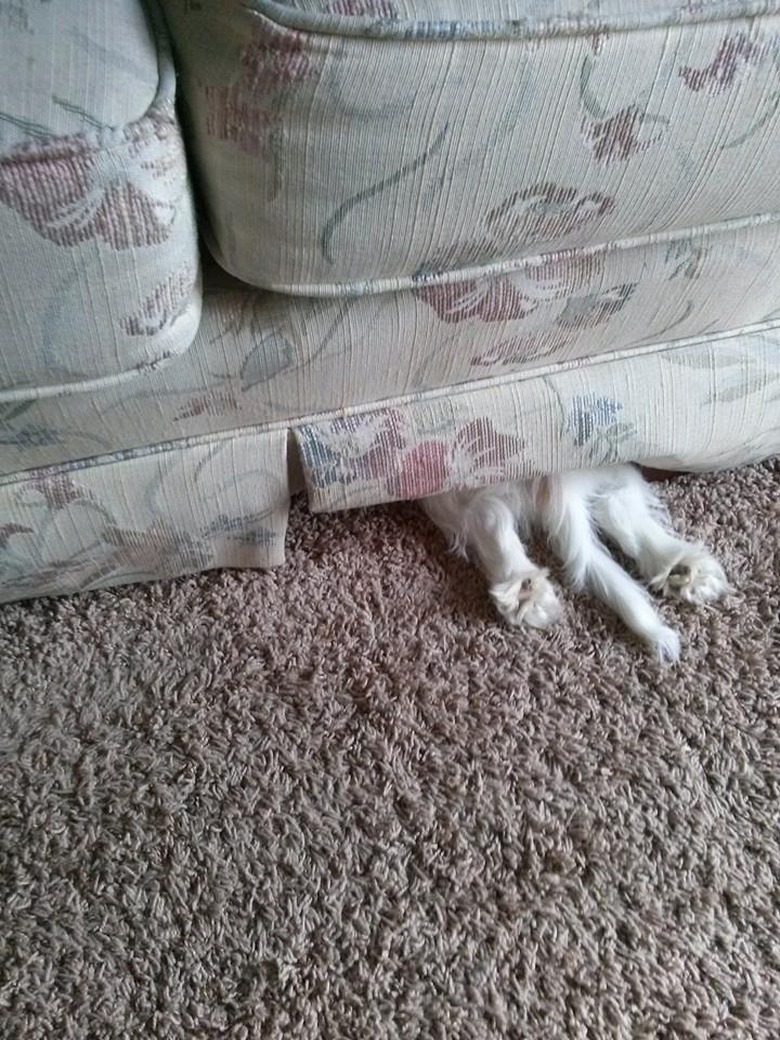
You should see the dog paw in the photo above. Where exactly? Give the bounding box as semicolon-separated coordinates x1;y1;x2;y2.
490;570;563;629
653;550;729;606
646;624;682;665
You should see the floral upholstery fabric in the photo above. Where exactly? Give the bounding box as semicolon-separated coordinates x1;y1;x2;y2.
2;220;779;478
295;330;780;510
0;429;289;604
0;0;201;400
162;0;780;294
0;0;158;148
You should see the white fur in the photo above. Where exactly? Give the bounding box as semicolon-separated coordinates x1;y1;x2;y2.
422;465;729;663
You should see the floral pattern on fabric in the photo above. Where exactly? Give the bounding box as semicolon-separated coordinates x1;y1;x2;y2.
1;0;201;402
0;434;290;603
566;394;622;444
415;252;637;332
203;27;325;158
470;328;574;368
3;324;780;600
414;188;618;276
679;33;772;93
296;324;780;515
386;418;526;499
524;252;606;297
582;105;667;163
485;184;616;248
298;411;526;501
556;283;637;329
4;216;780;474
0;112;187;249
161;2;780;290
563;393;638;464
120;264;197;337
414;278;536;323
579;51;669;164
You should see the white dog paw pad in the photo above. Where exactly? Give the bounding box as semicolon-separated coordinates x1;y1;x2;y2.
490;571;564;629
659;551;729;605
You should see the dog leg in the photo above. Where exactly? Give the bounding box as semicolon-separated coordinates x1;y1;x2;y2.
590;466;729;605
423;488;563;629
542;472;681;662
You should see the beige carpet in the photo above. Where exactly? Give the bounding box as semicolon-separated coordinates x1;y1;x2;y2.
1;460;778;1038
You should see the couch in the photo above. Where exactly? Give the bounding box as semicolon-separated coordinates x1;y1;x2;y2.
1;0;779;604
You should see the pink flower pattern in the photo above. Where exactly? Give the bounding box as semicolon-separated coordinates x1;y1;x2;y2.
415;278;536;324
0;114;184;249
203;90;276;158
680;33;770;93
417;250;613;330
582;105;664;164
240;33;316;93
204;29;324;158
525;251;606;297
381;416;526;499
301;411;526;501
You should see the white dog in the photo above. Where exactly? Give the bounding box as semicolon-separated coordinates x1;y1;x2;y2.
422;465;729;662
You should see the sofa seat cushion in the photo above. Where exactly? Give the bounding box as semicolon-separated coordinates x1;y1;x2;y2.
3;230;779;479
0;0;200;402
162;0;780;299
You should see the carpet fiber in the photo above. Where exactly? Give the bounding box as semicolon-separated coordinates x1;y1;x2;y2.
1;460;779;1038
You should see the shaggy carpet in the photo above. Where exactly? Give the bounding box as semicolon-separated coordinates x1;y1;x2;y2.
1;460;778;1039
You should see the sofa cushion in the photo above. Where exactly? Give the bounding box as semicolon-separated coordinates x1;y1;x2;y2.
3;214;779;478
0;0;200;401
162;0;780;298
0;0;159;148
